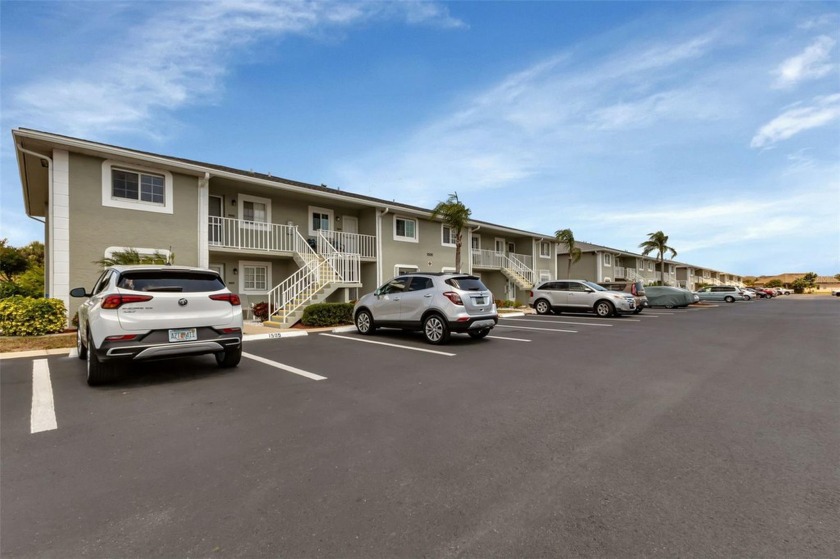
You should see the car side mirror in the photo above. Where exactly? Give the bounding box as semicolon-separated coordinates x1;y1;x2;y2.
584;288;594;293
70;287;90;298
374;288;381;296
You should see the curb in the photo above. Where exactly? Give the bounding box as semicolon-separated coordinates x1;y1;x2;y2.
0;348;73;360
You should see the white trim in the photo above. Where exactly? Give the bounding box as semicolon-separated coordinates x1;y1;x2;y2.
539;269;551;282
208;263;225;281
495;237;505;255
198;176;209;268
441;266;456;273
471;234;481;251
238;260;272;293
308;205;334;236
238;193;272;224
393;215;418;243
394;264;419;276
603;253;612;267
539;241;551;259
441;224;456;247
101;159;173;214
52;150;70;308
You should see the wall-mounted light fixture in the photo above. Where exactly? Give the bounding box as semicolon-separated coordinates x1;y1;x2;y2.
233;268;238;275
231;199;237;206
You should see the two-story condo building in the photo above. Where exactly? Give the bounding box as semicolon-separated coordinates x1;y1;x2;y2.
13;129;556;326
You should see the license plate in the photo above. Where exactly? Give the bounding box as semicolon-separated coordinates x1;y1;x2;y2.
474;297;486;305
168;328;197;342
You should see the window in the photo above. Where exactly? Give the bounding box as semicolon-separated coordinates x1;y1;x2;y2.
381;277;409;294
406;277;433;291
471;235;481;251
101;160;173;214
395;264;418;276
495;238;505;254
394;217;418;242
442;226;456;247
240;261;271;293
540;242;551;258
238;194;271;225
603;253;612;266
309;206;334;235
648;261;654;271
539;270;551;282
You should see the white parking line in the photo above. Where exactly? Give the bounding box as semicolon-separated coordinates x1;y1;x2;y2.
242;352;327;381
320;333;456;356
507;314;641;323
502;317;613;328
487;335;532;342
31;359;57;434
496;324;577;333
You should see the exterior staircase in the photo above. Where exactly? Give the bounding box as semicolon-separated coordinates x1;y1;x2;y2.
502;254;535;290
263;230;361;329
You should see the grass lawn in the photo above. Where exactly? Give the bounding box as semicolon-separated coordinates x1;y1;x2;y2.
0;332;76;353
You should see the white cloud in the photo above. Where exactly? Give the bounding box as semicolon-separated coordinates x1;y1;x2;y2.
750;94;840;148
5;0;464;138
773;35;837;89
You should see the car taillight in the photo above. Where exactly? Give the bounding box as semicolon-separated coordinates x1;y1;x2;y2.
101;294;153;309
529;291;534;297
442;292;463;305
210;293;241;305
104;334;138;342
217;327;242;334
631;284;637;296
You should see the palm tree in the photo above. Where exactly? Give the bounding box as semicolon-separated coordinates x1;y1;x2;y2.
555;228;581;277
431;192;471;273
94;248;172;267
639;231;677;285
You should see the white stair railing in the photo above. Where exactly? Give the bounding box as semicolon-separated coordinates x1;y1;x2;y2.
506;254;534;285
317;232;361;284
266;228;333;322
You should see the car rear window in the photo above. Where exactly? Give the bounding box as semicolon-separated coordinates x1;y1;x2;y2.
117;271;225;293
445;276;488;291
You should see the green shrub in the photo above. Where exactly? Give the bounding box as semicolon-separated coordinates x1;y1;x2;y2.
301;302;354;327
0;296;67;336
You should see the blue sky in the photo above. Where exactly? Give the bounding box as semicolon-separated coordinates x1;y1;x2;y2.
1;0;838;276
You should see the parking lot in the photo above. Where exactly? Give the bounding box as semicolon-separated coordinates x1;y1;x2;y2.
2;297;838;557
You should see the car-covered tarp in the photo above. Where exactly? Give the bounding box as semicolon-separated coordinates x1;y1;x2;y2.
644;286;695;308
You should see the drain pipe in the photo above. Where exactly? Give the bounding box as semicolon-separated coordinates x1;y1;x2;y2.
376;207;389;284
16;143;53;297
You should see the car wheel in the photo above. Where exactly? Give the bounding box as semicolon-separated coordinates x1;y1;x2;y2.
724;296;735;303
86;332;117;386
595;300;615;318
468;328;491;339
355;309;376;335
216;344;242;368
534;299;552;315
633;308;642;314
423;314;450;345
76;328;87;360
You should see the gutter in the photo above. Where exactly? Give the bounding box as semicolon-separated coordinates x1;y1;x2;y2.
16;143;53;296
376;207;389;285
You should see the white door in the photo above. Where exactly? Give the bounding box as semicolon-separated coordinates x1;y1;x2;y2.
342;216;359;253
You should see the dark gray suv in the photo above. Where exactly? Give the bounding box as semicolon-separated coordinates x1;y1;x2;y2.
353;273;498;344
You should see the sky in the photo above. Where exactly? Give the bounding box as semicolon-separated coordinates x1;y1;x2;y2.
1;0;838;277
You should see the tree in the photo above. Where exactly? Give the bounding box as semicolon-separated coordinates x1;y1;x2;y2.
431;193;471;273
834;273;840;282
555;228;581;277
766;279;783;288
639;231;677;286
0;239;29;283
801;272;818;293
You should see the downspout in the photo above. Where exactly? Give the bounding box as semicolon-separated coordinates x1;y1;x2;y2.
198;172;211;268
17;144;53;297
377;207;389;285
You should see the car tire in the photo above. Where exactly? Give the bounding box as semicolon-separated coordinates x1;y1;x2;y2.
423;314;450;345
468;328;491;339
216;344;242;368
595;300;615;318
355;309;376;335
86;332;117;386
633;308;642;314
724;296;735;303
534;299;552;315
76;328;87;360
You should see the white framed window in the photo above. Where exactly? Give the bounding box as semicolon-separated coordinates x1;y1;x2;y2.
101;160;173;214
471;235;481;251
309;206;334;236
636;258;643;269
394;216;418;242
239;261;271;293
441;266;456;273
495;238;506;255
238;194;271;225
539;241;551;258
441;225;456;247
539;269;551;282
648;261;654;271
395;264;418;276
603;253;612;266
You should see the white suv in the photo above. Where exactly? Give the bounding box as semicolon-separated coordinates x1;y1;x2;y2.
71;265;243;385
354;273;498;344
529;280;636;317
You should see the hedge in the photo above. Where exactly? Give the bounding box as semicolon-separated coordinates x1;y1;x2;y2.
300;302;354;327
0;296;67;336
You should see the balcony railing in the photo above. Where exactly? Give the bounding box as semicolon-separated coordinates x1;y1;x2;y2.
472;250;533;270
318;230;376;259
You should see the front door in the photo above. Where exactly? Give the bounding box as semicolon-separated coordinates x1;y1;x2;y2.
209;195;223;244
342;216;359;253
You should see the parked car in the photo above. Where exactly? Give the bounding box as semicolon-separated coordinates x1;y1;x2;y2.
529;280;636;317
743;288;769;299
644;286;697;308
831;288;840;297
740;288;761;300
694;285;746;303
71;265;243;386
353;272;498;345
597;280;648;314
777;287;792;295
759;288;776;298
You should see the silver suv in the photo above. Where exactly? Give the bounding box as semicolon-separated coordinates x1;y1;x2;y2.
71;265;243;385
529;280;636;317
353;273;498;344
